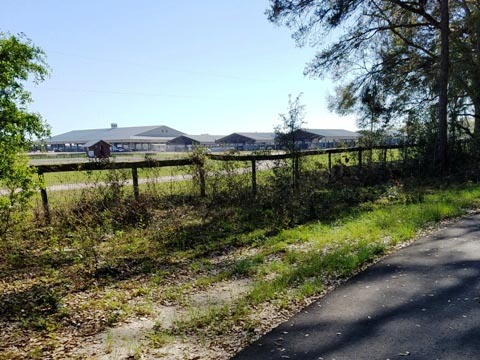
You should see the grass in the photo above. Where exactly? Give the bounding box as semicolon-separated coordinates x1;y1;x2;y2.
148;330;174;347
32;173;196;209
3;157;480;358
156;182;480;338
230;254;265;276
105;330;113;353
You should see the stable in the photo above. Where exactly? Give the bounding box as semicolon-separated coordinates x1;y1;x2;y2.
167;134;224;151
296;129;360;148
84;140;111;159
46;124;185;152
216;132;276;151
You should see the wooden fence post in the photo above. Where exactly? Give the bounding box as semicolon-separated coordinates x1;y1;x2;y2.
251;159;257;196
358;149;363;169
38;172;50;223
328;152;332;172
294;154;300;188
199;161;206;197
132;167;139;201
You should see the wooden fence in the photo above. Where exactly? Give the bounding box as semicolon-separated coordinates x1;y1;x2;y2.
34;144;411;220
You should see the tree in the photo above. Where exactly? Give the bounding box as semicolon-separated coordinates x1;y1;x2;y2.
448;1;480;150
0;33;50;238
437;0;450;173
267;0;451;172
274;93;306;187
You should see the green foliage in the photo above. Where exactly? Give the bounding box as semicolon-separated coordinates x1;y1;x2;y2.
273;93;306;190
206;156;251;202
189;145;207;196
274;93;305;152
231;254;265;276
267;1;461;172
0;155;38;238
0;32;50;162
0;33;50;240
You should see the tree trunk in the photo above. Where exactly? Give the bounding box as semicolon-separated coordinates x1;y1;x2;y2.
437;0;449;174
473;99;480;155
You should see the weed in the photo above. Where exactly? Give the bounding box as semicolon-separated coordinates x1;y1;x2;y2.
195;275;217;287
128;341;142;359
24;315;58;332
231;254;265;276
170;302;248;336
133;302;154;317
295;277;324;299
28;346;44;359
105;330;113;354
148;330;174;347
161;283;192;305
150;270;168;286
131;287;149;297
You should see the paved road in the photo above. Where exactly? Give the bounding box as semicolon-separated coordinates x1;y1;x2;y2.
234;214;480;360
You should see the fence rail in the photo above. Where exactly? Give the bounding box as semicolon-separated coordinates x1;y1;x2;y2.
32;144;412;221
35;158;196;173
207;145;404;161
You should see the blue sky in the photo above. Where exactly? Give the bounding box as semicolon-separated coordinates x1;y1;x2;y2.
1;0;356;136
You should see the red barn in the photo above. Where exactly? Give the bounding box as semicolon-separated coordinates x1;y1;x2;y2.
84;140;111;159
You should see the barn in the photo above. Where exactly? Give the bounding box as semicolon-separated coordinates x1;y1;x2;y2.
296;129;360;148
167;134;224;151
46;124;185;152
216;132;276;151
84;140;111;159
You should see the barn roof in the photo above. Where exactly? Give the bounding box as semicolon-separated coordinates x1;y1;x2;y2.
46;125;184;144
83;139;111;148
217;132;276;143
168;134;224;145
302;129;360;138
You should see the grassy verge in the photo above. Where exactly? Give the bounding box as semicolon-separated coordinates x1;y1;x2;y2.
2;174;480;359
154;182;480;340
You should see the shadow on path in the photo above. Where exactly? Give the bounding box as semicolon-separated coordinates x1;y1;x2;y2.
234;215;480;360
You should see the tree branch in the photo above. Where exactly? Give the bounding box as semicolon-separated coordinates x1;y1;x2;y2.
387;0;440;28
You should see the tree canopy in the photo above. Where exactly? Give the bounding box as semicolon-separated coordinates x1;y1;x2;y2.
0;33;50;238
0;33;50;163
267;0;473;172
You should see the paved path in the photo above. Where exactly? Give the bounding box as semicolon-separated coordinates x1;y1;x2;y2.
234;214;480;360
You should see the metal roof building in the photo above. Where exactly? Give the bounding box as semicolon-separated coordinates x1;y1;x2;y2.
168;134;224;146
215;130;358;150
300;129;360;140
167;134;225;151
46;124;185;152
215;132;276;151
295;129;360;148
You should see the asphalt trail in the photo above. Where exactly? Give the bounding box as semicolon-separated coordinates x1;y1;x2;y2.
234;213;480;360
